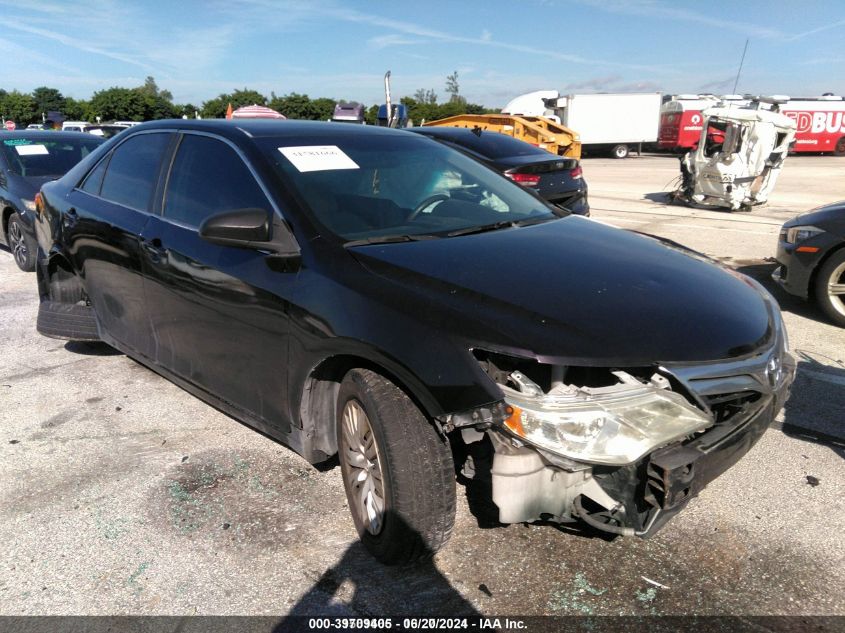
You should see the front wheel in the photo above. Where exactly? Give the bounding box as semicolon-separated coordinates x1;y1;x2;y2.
336;369;455;564
611;144;629;159
7;213;36;272
814;249;845;327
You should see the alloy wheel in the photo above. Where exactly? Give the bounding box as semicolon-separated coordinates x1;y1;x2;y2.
9;220;28;269
826;260;845;319
340;400;386;535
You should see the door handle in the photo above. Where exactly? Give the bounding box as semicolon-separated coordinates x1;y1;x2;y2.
141;236;166;263
64;207;78;228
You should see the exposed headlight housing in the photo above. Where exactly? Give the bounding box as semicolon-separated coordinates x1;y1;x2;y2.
22;199;37;212
501;378;712;466
784;225;823;244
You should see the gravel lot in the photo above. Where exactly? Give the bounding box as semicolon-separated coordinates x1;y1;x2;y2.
1;152;843;618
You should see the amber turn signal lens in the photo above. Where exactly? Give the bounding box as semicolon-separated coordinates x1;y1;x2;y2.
503;405;525;437
796;246;820;253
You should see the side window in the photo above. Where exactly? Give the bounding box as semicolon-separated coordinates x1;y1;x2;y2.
163;135;270;228
100;133;172;211
80;155;109;195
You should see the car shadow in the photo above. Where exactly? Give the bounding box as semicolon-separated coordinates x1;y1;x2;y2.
781;355;845;461
63;341;123;356
643;191;673;204
273;514;481;624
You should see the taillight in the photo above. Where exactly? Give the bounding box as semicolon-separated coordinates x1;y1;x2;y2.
506;173;541;187
570;166;583;179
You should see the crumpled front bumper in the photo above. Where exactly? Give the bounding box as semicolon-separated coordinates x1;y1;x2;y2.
486;344;795;536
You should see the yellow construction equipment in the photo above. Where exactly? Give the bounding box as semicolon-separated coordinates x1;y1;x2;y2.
423;114;581;159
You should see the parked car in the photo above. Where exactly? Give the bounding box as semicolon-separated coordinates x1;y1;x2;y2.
35;120;793;564
408;126;589;215
774;201;845;326
84;124;129;139
61;121;92;132
26;124;45;130
0;131;104;270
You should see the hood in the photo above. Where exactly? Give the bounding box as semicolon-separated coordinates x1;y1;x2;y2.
350;216;771;365
784;201;845;238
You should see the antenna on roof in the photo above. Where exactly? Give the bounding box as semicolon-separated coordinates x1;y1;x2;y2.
732;39;749;94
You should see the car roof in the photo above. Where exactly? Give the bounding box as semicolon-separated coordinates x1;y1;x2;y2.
128;118;424;142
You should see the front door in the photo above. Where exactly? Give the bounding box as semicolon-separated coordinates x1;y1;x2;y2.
140;133;298;432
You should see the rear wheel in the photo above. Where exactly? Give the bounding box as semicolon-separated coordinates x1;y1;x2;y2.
336;369;455;564
7;213;36;272
611;144;629;159
814;249;845;327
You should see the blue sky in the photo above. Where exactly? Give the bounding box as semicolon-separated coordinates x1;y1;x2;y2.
1;0;843;107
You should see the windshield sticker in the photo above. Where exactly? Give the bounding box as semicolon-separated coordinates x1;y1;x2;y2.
278;145;359;172
15;144;49;156
3;139;32;146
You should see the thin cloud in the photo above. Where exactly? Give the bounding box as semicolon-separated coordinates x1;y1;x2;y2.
231;0;675;73
786;18;845;41
571;0;784;39
3;19;157;71
368;34;425;50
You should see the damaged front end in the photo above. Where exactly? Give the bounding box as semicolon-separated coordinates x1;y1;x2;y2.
440;335;794;537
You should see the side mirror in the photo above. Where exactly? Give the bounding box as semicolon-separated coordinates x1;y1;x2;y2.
199;207;300;257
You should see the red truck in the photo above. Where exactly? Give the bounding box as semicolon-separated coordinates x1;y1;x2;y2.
659;94;845;155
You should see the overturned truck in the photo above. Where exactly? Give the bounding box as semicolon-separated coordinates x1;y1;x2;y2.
673;99;797;211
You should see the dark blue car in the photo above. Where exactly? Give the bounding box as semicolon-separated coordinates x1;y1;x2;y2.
1;131;104;270
409;126;589;215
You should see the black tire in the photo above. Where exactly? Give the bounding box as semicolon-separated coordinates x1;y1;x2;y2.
37;300;101;341
7;213;36;272
814;249;845;327
336;368;455;564
834;136;845;157
611;144;629;159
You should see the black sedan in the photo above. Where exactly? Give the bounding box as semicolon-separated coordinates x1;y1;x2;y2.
408;126;589;215
1;131;104;270
774;201;845;327
35;120;792;564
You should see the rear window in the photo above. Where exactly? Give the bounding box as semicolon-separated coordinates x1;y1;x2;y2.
0;137;104;178
422;130;550;160
99;133;172;211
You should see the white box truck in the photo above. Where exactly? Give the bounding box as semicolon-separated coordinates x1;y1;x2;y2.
502;91;662;158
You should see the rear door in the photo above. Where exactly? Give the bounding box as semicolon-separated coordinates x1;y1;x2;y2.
66;131;174;353
140;132;297;431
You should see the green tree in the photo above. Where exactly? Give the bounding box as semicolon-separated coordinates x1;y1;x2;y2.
311;97;336;121
445;71;465;104
365;104;380;125
62;96;93;121
90;87;147;121
201;89;267;118
139;76;173;102
413;88;438;105
0;91;38;126
32;86;66;116
174;103;199;119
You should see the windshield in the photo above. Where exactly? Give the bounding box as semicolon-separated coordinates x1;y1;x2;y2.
259;132;559;242
1;137;103;178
